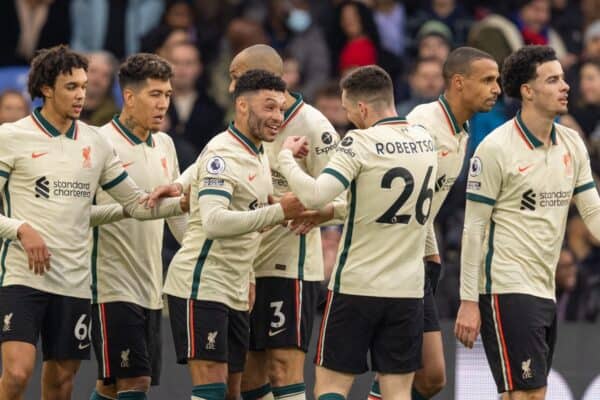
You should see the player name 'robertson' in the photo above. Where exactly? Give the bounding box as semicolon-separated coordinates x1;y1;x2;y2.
375;139;434;155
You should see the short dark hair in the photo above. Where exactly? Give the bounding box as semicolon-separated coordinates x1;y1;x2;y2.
340;65;393;107
314;81;342;102
28;45;88;100
233;69;286;99
501;45;557;100
118;53;173;90
411;57;443;76
443;47;495;83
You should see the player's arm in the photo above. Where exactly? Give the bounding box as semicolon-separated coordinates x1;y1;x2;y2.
0;136;50;274
277;134;360;211
456;140;502;349
572;139;600;240
90;203;126;226
165;139;189;244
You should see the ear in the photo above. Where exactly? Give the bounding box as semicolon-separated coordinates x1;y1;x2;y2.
122;88;135;108
236;96;248;114
41;85;53;99
452;74;464;91
520;83;533;102
357;101;368;119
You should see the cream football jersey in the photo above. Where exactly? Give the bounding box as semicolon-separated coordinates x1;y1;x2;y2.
91;116;182;309
0;109;182;299
408;95;469;256
163;124;285;311
463;112;597;300
254;93;340;281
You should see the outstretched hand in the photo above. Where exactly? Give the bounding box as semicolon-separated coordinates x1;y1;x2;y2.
145;183;184;208
282;136;309;158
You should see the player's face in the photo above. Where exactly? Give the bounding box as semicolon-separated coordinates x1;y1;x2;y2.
246;90;285;142
129;78;172;132
527;60;570;116
45;68;87;120
462;58;501;113
341;90;366;129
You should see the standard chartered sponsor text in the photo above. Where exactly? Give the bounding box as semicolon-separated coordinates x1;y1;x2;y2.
53;179;92;198
539;190;571;208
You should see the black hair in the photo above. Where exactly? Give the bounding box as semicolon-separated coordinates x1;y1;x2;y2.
28;45;88;100
443;46;496;83
118;53;173;90
501;45;557;100
340;65;393;106
232;69;286;99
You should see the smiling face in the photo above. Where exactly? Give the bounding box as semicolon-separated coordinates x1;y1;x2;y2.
240;89;286;142
125;78;173;132
42;68;87;120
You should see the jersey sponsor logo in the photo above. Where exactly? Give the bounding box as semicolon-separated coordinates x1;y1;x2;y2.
2;313;12;332
31;152;48;159
518;164;533;173
35;177;92;199
520;189;536;211
271;170;289;187
316;132;337;155
82;146;92;168
522;358;533;380
374;139;435;155
122;161;135;168
435;175;447;192
120;348;130;368
275;264;287;271
249;199;268;210
203;177;225;187
206;156;226;175
469;157;482;177
341;136;353;147
206;331;218;350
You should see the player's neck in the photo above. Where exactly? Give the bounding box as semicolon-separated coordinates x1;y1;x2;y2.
40;104;72;134
520;107;555;146
232;119;261;147
443;91;471;127
365;108;398;128
284;91;298;111
118;110;151;142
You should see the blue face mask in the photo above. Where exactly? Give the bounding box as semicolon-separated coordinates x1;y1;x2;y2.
287;8;312;33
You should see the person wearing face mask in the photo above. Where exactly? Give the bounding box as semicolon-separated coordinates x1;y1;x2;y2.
264;0;330;101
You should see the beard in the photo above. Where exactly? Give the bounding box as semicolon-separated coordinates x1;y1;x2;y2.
248;108;273;142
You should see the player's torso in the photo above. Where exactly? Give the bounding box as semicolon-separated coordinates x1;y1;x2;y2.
165;128;272;310
407;96;468;216
479;117;580;299
330;118;437;298
1;112;106;298
257;97;338;281
92;118;177;309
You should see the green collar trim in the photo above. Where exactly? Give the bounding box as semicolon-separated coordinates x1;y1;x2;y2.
373;116;408;126
283;92;304;123
228;122;263;155
515;110;557;149
111;115;154;147
438;95;469;135
32;107;77;139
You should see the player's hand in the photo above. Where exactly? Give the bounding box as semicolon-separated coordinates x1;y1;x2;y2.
288;204;335;235
249;282;256;312
282;136;309;158
17;223;51;275
180;186;191;213
279;192;306;219
146;183;183;208
455;300;481;349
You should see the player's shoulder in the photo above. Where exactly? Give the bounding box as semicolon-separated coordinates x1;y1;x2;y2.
151;131;176;148
555;122;586;149
406;100;439;122
0;115;32;139
474;119;513;157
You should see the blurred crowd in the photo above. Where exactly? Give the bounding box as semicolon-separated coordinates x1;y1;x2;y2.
0;0;599;323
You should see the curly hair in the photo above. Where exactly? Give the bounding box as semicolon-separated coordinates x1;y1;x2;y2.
340;65;393;106
501;45;557;100
232;69;286;99
118;53;173;90
27;45;88;100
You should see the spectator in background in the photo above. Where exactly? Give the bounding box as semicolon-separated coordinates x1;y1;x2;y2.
313;81;350;137
166;41;224;161
373;0;406;58
140;0;198;55
80;51;119;126
328;1;380;75
70;0;164;59
282;54;301;93
396;57;445;116
0;90;29;123
571;59;600;142
555;247;587;321
416;20;453;63
468;0;569;69
141;27;189;59
0;0;71;65
408;0;474;50
550;0;583;55
565;21;600;101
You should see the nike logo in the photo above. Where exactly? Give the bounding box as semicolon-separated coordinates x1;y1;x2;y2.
122;161;135;168
32;152;48;159
268;328;286;337
248;174;257;181
440;150;450;157
78;342;90;350
518;165;533;173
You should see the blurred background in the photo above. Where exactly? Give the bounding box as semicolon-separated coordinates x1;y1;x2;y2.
0;0;599;398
